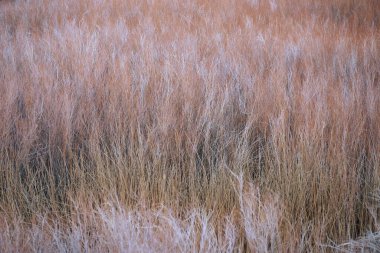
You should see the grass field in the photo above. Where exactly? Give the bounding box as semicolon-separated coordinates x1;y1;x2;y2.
0;0;379;251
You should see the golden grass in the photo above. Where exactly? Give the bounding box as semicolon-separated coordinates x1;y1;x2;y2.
0;0;379;251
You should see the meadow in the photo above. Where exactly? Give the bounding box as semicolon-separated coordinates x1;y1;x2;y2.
0;0;379;251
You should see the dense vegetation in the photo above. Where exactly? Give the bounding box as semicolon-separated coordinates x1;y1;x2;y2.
0;0;379;251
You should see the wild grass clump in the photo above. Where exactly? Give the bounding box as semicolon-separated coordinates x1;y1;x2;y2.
0;0;379;251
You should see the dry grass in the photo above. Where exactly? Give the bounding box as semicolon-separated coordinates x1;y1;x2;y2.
0;0;379;251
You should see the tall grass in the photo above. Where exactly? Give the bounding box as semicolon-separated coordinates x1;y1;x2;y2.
0;0;379;251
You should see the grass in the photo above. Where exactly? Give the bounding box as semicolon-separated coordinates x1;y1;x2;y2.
0;0;379;251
